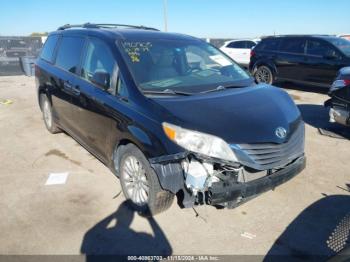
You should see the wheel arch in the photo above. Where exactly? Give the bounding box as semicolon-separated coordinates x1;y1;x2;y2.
111;129;166;177
38;86;53;111
252;60;278;76
112;138;135;177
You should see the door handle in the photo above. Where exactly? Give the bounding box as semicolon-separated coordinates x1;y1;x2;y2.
72;85;80;95
63;81;72;90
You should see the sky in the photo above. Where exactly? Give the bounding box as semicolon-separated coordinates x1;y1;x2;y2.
0;0;349;38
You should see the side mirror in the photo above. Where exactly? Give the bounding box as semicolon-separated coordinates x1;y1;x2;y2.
91;71;110;90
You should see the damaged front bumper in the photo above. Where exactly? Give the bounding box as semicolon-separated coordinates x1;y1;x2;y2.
325;98;350;126
150;152;306;208
207;156;306;206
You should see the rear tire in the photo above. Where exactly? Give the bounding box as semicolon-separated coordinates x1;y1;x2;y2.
40;94;61;134
254;65;274;85
118;144;174;216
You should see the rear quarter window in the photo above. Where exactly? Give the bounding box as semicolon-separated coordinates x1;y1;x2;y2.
280;38;306;54
246;41;256;49
40;35;59;63
255;38;281;51
55;36;85;74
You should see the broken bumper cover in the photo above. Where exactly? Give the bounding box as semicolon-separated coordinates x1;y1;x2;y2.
151;151;306;208
207;156;306;206
324;98;350;126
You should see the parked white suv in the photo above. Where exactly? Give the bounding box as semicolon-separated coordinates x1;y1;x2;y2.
220;39;260;67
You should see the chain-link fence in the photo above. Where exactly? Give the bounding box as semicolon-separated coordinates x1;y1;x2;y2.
0;36;43;76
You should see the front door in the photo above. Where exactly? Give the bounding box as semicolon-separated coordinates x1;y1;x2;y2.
72;37;118;160
304;39;345;85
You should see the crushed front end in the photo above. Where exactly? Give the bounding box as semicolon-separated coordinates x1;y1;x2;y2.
325;67;350;126
151;122;306;208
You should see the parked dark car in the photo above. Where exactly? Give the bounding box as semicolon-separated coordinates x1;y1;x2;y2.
325;67;350;126
249;35;350;87
35;24;306;215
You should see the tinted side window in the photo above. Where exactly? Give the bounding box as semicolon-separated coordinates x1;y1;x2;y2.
307;40;334;57
280;38;306;54
55;36;85;74
257;39;281;51
246;41;256;49
40;35;59;63
227;41;245;48
81;38;115;90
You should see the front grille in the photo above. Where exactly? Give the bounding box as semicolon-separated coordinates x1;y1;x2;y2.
232;123;305;170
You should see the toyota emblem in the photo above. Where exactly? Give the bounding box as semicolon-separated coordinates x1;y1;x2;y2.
275;127;287;139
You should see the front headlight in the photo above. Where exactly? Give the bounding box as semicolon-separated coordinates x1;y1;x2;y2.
162;122;237;162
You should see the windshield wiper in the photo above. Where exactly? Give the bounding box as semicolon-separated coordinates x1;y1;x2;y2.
143;89;192;96
200;82;251;94
200;85;227;94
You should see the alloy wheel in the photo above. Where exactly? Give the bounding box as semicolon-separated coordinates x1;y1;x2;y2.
43;99;52;128
256;67;272;84
121;155;149;205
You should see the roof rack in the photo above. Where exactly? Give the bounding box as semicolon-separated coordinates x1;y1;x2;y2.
262;34;333;38
57;23;159;31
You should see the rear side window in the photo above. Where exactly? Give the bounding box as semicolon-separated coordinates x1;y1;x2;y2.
55;36;85;74
280;38;306;54
81;38;115;90
256;39;281;51
227;41;245;48
246;41;256;49
40;35;59;63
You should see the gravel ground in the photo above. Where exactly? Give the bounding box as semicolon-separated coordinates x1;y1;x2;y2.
0;76;349;259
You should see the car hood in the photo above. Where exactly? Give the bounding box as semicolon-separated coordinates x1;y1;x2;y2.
152;84;302;144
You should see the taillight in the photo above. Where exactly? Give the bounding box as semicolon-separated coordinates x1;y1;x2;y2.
344;79;350;86
250;50;256;57
330;79;350;92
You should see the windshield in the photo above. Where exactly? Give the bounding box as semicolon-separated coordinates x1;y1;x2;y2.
327;37;350;57
118;39;251;94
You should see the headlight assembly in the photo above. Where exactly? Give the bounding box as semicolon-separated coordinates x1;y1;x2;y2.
162;122;237;162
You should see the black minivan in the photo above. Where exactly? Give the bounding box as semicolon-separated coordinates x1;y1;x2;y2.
249;35;350;87
36;24;305;215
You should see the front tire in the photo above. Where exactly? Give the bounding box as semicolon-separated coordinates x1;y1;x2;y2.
40;94;60;134
118;144;174;216
254;65;274;85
